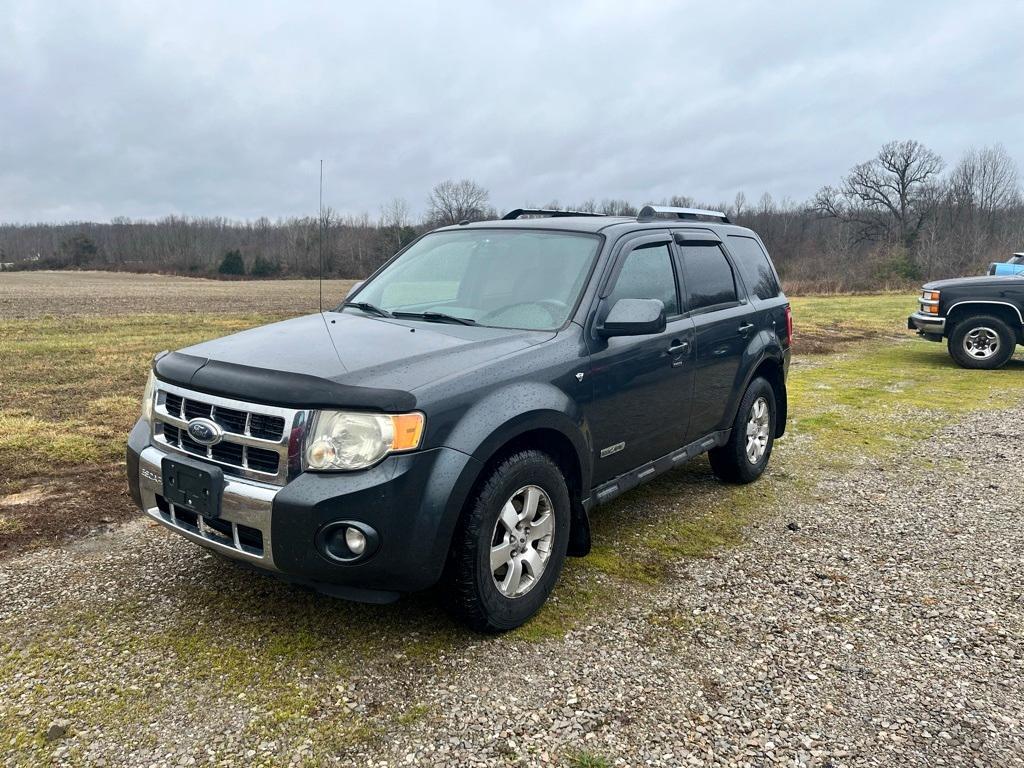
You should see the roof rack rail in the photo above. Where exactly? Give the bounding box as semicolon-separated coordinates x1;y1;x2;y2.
502;208;607;220
637;205;731;224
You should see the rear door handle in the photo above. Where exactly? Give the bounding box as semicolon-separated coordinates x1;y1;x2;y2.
738;323;755;337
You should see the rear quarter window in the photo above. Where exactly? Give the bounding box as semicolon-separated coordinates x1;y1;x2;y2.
727;235;781;301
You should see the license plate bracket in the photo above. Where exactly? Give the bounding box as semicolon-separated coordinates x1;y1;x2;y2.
161;455;224;518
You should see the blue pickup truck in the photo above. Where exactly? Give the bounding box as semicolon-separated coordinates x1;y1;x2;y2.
988;253;1024;277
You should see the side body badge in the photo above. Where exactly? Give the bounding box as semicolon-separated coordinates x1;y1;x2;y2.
600;441;626;458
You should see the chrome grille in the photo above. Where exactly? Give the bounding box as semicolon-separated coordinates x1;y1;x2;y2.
163;392;284;440
151;382;303;485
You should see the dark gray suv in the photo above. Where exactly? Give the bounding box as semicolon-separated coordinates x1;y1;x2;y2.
127;205;791;631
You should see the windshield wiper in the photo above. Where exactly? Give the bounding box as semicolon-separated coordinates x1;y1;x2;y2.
393;311;477;326
342;301;393;318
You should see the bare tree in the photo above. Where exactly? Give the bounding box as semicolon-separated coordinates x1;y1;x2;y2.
938;144;1023;271
380;197;411;253
814;139;945;248
948;144;1020;227
427;179;490;225
731;191;747;219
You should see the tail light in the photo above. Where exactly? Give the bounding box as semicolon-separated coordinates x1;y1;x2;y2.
783;305;793;347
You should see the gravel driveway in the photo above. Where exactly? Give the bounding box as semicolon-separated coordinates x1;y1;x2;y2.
364;405;1024;767
2;405;1022;767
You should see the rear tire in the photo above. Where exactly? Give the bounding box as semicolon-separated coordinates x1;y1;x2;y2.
709;376;777;484
948;314;1016;369
444;450;570;633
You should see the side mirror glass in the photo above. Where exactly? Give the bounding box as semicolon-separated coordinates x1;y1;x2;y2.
345;280;364;299
597;298;666;337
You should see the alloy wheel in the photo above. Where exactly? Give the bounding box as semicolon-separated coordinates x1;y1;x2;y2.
745;396;771;464
963;327;1000;360
489;485;555;598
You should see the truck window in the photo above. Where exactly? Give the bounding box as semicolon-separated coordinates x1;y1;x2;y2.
727;235;780;300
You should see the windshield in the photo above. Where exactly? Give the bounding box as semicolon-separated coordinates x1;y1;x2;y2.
348;229;601;330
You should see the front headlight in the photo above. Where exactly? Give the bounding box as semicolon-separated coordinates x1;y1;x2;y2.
304;410;425;471
140;370;156;422
919;289;941;315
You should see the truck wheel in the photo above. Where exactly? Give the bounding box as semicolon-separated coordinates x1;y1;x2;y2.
708;377;776;484
948;315;1016;369
445;450;570;633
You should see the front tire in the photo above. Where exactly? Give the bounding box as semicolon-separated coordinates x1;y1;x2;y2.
948;314;1016;369
445;450;570;633
709;377;777;484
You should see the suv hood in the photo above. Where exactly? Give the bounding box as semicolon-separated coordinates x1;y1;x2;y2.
174;311;552;394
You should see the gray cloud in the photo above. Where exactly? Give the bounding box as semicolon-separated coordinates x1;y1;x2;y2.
2;0;1022;222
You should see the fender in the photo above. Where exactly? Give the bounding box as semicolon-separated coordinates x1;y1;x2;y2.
441;382;591;479
725;332;788;438
945;300;1024;326
438;382;594;557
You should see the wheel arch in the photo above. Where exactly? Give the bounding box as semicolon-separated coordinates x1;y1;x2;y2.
453;414;593;559
946;302;1024;343
737;354;788;438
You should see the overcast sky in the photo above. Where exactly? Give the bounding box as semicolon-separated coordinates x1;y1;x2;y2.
2;1;1023;223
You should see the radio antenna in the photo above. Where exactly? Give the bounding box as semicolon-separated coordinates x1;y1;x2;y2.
318;159;324;313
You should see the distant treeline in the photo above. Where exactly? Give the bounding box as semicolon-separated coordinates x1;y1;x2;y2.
2;141;1021;292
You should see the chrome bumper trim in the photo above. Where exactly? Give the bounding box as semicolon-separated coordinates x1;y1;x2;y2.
138;445;279;570
909;311;946;333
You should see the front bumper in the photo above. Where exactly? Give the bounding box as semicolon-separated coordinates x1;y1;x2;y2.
136;443;279;567
127;419;480;599
907;311;946;339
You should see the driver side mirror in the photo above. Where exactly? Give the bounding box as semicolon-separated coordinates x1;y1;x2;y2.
345;280;364;299
597;298;666;338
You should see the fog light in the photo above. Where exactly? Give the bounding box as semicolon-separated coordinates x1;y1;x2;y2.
345;527;367;555
316;521;379;563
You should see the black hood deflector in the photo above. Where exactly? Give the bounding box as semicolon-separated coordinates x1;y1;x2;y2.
153;351;417;412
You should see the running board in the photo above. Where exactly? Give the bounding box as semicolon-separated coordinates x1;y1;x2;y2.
584;429;731;510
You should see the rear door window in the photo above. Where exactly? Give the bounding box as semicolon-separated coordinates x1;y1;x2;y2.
726;235;780;300
679;244;738;312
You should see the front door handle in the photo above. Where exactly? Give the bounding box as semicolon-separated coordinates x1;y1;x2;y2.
738;322;755;337
667;340;690;354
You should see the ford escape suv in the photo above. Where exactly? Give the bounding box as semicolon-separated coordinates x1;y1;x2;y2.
127;206;791;632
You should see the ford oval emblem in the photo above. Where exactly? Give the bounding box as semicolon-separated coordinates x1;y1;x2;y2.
186;417;223;446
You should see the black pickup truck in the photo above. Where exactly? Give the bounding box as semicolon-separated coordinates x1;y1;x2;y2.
127;206;791;631
908;275;1024;368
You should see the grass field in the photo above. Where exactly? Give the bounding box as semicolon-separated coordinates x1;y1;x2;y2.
0;273;355;550
2;271;1024;763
